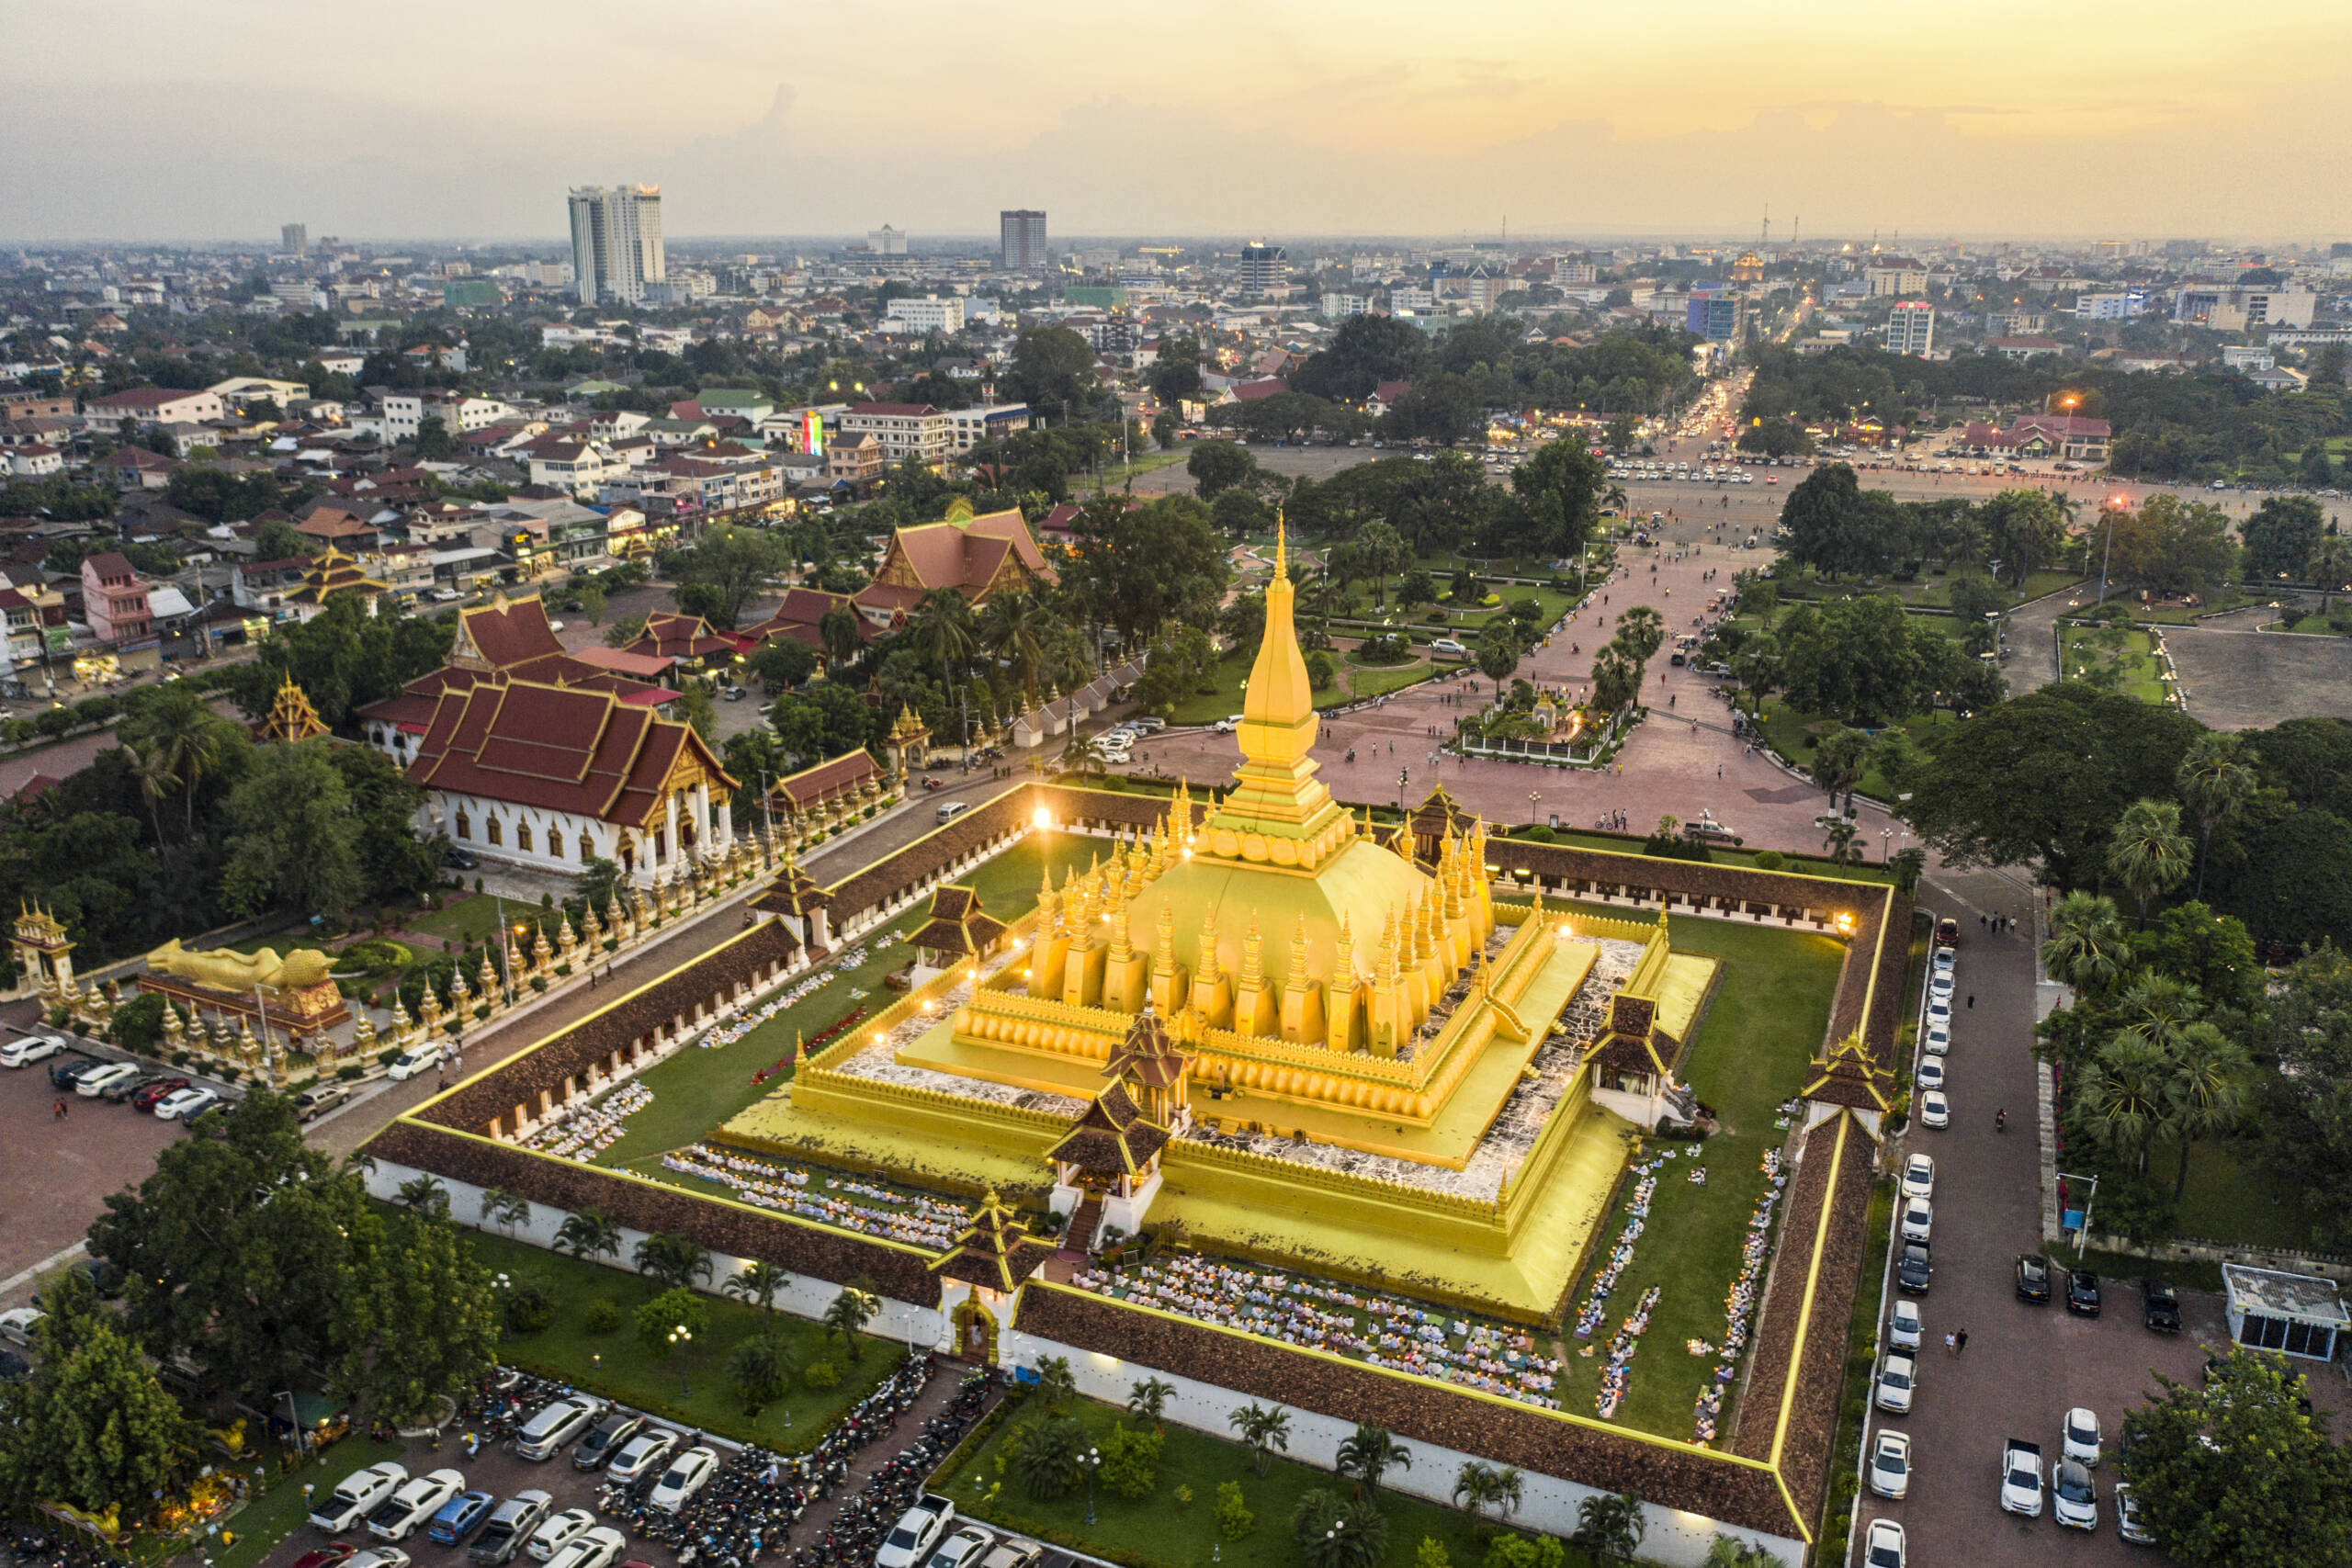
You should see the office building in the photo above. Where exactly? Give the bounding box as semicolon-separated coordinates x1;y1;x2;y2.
1000;209;1048;271
1322;293;1371;320
568;185;666;305
1884;300;1936;355
1239;242;1289;293
281;222;308;256
1686;285;1747;343
2172;284;2316;332
870;224;907;256
2075;290;2147;321
885;297;965;334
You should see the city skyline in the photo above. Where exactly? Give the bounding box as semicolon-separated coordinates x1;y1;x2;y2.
5;0;2350;243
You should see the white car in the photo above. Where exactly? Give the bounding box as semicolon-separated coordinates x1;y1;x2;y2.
2116;1482;2154;1545
311;1461;408;1533
368;1470;465;1541
1213;716;1242;733
1867;1429;1912;1500
1899;1196;1932;1243
386;1044;442;1083
1923;1022;1951;1055
1888;1298;1923;1351
347;1552;412;1568
1918;1089;1951;1129
2001;1439;2044;1517
1429;638;1469;656
154;1086;221;1121
1862;1518;1906;1568
542;1527;627;1568
1925;998;1952;1028
0;1307;46;1347
877;1498;957;1568
0;1034;67;1067
2063;1406;2103;1467
75;1061;141;1099
2053;1459;2098;1529
1933;946;1956;973
1928;973;1954;999
923;1526;995;1568
648;1447;719;1512
1874;1351;1917;1414
526;1508;596;1562
1901;1155;1935;1201
1916;1057;1945;1093
605;1430;678;1485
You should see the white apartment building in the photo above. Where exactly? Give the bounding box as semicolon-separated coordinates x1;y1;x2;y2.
1865;258;1929;297
947;403;1033;454
84;387;225;432
568;185;665;305
1322;293;1371;320
840;402;951;464
1390;287;1438;313
884;297;966;334
870;225;908;256
2173;285;2317;332
2075;291;2148;321
1884;301;1936;356
383;392;514;443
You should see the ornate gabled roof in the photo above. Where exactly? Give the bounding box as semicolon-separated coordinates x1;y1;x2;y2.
909;883;1007;958
751;848;831;916
1103;1002;1191;1091
254;674;329;744
1408;783;1476;841
1589;992;1670;1077
927;1188;1055;1292
1801;1032;1894;1111
1046;1079;1170;1175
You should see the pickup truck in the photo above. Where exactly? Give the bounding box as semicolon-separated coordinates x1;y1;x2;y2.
2000;1438;2043;1517
311;1462;409;1534
876;1494;958;1568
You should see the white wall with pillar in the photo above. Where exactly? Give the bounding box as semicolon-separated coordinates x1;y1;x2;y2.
998;1312;1805;1568
420;784;733;888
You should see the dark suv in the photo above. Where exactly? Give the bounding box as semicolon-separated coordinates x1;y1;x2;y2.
2016;1253;2053;1304
571;1410;646;1471
2066;1268;2102;1316
1896;1242;1932;1294
2142;1278;2181;1333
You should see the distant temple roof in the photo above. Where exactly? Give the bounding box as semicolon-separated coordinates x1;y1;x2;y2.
1046;1079;1169;1176
927;1190;1055;1292
909;885;1006;962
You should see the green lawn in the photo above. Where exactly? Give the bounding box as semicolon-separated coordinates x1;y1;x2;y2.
1075;450;1189;493
2159;1136;2314;1253
189;1435;408;1568
2057;625;2168;704
1772;569;2083;610
460;1226;906;1450
1347;661;1446;701
2267;613;2351;637
1752;703;1969;808
1552;913;1847;1439
1501;826;1895;886
593;834;1114;1170
407;894;530;946
932;1393;1568;1568
1166;654;1250;728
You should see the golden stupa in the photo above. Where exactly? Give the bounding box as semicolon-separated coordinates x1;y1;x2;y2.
726;524;1715;1317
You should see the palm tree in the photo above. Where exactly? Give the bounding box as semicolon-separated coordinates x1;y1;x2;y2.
1125;1376;1174;1432
1334;1424;1411;1499
1601;482;1629;516
2076;1030;2174;1174
723;1260;793;1319
123;742;176;850
978;591;1050;702
129;686;239;839
2165;1021;2252;1201
1570;1492;1646;1564
1292;1489;1389;1568
1034;1354;1076;1412
1810;725;1871;818
1489;1467;1523;1522
819;603;865;671
2041;892;2130;994
394;1175;448;1214
632;1232;713;1292
1013;1416;1087;1500
556;1209;621;1265
1452;1461;1500;1519
1228;1402;1290;1476
910;587;978;688
2107;797;2192;929
2176;732;2257;899
823;1280;878;1361
727;1333;797;1415
478;1187;530;1237
2311;533;2352;614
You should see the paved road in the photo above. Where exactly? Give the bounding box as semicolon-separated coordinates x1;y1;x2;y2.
1848;866;2348;1567
0;1043;186;1287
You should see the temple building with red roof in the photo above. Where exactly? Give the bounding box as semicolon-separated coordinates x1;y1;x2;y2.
406;678;737;886
848;498;1056;627
356;592;676;766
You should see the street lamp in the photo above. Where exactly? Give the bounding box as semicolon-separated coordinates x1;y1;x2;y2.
669;1325;694;1398
1082;1447;1102;1526
1529;790;1541;825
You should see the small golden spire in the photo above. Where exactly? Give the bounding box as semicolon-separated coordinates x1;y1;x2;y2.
1274;511;1288;581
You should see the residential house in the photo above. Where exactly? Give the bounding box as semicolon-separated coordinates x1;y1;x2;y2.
103;446;177;491
80;552;153;646
839;402;951;465
825;432;883;488
85;388;225;432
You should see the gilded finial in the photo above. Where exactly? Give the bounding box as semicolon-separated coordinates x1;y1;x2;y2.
1274;511;1287;581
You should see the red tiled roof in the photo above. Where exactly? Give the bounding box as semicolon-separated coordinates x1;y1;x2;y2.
769;748;879;810
570;646;674;679
82;551;136;581
95;388;200;409
406;679;734;827
458;594;566;669
1231;378;1289;401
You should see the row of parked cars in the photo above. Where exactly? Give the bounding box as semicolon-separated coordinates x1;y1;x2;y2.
303;1398;724;1568
2;1034;229;1121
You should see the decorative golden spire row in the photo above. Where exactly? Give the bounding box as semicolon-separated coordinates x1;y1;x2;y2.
1286;911;1311;990
1334;911;1356;979
1238;910;1264;986
1196;905;1220;983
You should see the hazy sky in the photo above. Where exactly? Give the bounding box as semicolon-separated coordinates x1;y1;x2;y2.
7;0;2349;244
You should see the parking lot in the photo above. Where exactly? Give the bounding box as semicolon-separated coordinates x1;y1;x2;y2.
0;1032;190;1291
1851;865;2351;1566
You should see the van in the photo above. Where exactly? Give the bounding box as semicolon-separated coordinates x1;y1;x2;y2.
514;1397;604;1461
935;800;970;825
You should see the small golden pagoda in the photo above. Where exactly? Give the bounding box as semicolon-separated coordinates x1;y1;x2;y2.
254;674;329;744
287;545;388;610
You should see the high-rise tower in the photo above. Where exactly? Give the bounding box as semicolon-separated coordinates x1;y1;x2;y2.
568;186;666;305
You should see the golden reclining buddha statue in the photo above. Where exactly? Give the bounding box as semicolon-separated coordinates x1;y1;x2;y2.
145;937;335;996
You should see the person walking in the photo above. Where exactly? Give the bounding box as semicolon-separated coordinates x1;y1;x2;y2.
52;1098;66;1120
1955;1327;1969;1356
1944;1331;1957;1356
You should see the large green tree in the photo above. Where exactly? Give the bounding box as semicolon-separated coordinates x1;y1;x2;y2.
1898;684;2201;886
1010;326;1103;420
0;1274;198;1521
2240;495;2324;583
2121;1349;2352;1568
88;1091;385;1404
219;738;366;919
1186;441;1258;500
1505;438;1606;560
1060;493;1229;646
672;525;794;628
2251;946;2352;1244
354;1210;500;1425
